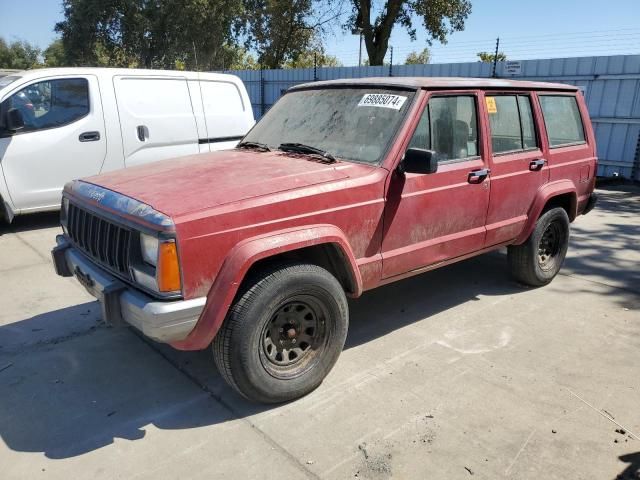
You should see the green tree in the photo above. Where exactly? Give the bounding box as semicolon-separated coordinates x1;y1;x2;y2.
225;46;260;70
345;0;472;66
240;0;316;69
404;47;430;65
284;45;342;68
477;51;507;62
43;39;67;67
55;0;243;70
0;38;42;69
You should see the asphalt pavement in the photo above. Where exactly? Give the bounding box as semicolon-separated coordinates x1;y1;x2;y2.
0;185;638;479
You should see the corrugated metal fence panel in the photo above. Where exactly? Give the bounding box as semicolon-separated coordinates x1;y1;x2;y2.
227;54;640;179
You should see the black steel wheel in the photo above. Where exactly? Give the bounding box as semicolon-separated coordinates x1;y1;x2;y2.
508;207;570;287
212;263;348;403
537;220;565;271
259;298;329;379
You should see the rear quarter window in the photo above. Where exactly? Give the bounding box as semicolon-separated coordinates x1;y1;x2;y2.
539;95;585;147
200;80;249;137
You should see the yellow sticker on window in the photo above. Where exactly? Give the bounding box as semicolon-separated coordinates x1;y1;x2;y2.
486;97;497;114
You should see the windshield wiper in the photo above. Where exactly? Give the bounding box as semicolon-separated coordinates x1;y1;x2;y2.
236;141;271;151
278;143;336;163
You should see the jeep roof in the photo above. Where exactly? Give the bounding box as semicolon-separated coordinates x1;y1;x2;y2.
291;76;579;92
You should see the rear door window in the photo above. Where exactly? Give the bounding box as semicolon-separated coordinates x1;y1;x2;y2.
486;94;538;154
539;95;585;147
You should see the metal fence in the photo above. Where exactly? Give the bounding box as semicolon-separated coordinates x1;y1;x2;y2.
226;54;640;180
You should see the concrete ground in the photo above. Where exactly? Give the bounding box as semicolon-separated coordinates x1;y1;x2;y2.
0;185;638;480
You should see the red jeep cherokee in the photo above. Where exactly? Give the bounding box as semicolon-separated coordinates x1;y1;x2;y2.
53;78;597;403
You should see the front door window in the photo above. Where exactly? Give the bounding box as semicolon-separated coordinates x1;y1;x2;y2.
4;78;89;133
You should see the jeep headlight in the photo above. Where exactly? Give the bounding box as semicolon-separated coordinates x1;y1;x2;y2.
135;234;182;294
140;233;159;266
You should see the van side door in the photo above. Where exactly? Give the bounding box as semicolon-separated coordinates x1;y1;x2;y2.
0;75;106;211
483;92;549;246
113;75;199;167
381;91;490;278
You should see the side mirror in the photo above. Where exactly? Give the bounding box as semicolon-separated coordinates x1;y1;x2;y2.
6;108;25;132
402;148;438;174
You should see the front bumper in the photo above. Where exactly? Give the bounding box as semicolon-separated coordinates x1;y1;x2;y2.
52;235;205;343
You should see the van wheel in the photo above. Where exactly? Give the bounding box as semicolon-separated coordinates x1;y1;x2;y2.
508;207;570;287
212;263;348;403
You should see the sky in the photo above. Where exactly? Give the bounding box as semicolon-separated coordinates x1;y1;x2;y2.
0;0;639;65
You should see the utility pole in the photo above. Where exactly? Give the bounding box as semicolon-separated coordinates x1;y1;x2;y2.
389;46;393;77
314;52;318;81
352;28;364;68
492;37;500;78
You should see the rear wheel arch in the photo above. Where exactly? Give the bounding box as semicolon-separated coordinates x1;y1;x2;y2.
541;192;577;222
514;182;577;245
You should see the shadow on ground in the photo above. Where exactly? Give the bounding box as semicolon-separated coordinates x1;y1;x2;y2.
616;451;640;480
0;186;637;460
562;185;639;300
0;211;59;235
0;254;522;459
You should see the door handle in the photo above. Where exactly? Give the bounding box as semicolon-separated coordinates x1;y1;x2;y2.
529;159;546;171
468;168;490;184
79;131;100;142
137;125;148;142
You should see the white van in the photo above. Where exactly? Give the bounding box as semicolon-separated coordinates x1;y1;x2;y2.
0;68;254;222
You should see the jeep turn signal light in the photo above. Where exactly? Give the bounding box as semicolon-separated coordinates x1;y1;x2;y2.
157;241;181;292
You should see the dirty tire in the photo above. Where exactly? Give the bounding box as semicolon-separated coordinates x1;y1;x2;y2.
212;263;348;403
508;207;570;287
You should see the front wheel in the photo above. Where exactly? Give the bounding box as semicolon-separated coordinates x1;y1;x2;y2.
508;207;570;287
212;263;348;403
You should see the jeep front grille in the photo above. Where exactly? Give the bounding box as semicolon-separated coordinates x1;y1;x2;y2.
66;202;132;277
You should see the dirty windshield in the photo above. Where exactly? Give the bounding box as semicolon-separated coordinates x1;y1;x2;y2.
243;87;415;165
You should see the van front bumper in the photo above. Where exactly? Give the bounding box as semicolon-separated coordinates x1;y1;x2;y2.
52;235;205;343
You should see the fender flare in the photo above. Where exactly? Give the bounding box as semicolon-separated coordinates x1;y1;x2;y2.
171;224;362;351
513;180;577;245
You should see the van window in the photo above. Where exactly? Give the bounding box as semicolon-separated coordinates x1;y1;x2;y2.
4;78;89;133
487;94;538;154
200;81;248;140
539;95;585;147
408;95;478;163
200;81;244;115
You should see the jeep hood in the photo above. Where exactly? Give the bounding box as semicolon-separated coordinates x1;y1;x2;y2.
83;150;373;217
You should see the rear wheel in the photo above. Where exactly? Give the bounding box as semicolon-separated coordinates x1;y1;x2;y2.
508;207;570;287
212;263;348;403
